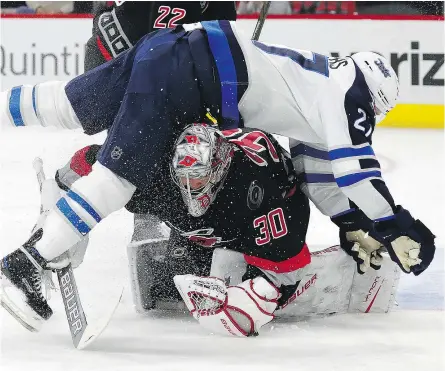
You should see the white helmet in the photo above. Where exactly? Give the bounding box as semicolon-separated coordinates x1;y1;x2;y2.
171;124;234;217
351;52;399;122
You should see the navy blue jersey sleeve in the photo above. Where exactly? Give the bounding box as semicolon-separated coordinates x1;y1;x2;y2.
342;64;396;216
319;62;396;221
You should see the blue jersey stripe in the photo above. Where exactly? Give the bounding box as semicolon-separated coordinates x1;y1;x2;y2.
66;190;102;223
218;20;248;128
336;170;382;188
32;86;37;115
329;145;375;160
332;208;355;218
253;41;329;77
56;198;91;236
304;173;336;183
291;144;330;160
9;86;25;127
202;21;239;128
375;215;395;222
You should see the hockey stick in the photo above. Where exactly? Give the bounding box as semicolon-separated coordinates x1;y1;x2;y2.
32;158;123;350
32;158;88;348
252;1;271;41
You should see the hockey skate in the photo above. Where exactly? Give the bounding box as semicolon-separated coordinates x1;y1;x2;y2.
0;228;53;332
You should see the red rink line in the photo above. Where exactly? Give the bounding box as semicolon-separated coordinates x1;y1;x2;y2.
0;14;443;21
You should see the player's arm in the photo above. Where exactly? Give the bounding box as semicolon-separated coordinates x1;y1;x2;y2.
318;85;395;221
290;138;384;274
318;82;435;276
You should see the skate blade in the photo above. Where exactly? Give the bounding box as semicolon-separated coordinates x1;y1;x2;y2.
0;275;43;332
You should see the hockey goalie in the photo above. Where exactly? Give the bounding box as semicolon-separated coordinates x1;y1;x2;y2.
124;124;401;337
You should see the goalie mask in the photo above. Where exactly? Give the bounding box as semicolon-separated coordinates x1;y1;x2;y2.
171;124;234;217
351;52;400;124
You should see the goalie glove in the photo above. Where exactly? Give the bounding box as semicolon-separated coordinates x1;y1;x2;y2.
331;209;384;274
174;275;279;337
373;206;435;276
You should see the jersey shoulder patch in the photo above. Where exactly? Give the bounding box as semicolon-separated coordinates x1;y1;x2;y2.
221;129;281;167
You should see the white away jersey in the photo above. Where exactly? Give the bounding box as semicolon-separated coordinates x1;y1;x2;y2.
232;25;395;221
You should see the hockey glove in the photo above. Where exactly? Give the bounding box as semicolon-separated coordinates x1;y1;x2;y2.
55;144;101;191
373;206;435;276
331;209;384;274
174;275;278;337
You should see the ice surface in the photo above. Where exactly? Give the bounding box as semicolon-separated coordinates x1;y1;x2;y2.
0;127;443;371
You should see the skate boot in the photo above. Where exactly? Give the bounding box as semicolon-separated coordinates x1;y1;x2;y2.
1;228;53;331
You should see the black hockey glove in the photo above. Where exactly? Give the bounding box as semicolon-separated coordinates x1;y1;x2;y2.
331;209;384;275
373;206;435;276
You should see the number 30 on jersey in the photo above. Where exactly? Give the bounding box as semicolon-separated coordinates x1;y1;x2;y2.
253;208;288;246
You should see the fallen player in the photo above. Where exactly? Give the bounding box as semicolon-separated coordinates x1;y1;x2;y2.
0;21;436;335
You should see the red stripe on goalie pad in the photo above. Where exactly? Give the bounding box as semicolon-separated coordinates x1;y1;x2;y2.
243;244;311;273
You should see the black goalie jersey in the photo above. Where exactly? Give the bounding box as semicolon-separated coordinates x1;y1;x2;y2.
127;128;311;274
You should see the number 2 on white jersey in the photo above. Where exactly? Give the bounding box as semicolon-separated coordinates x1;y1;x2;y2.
354;108;373;137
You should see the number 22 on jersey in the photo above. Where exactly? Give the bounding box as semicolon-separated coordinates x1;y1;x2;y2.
253;208;288;246
154;6;186;29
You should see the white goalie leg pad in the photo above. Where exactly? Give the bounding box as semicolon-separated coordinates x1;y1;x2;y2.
348;254;400;313
276;246;400;317
174;275;279;337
